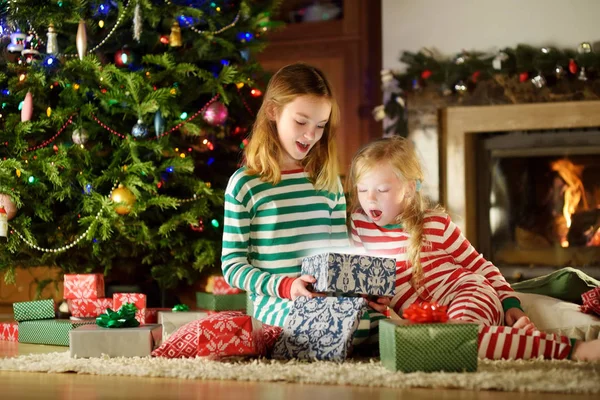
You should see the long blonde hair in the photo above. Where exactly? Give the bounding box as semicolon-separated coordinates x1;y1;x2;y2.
244;63;341;193
348;136;434;285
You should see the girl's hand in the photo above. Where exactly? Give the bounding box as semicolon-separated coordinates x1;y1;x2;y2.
366;296;391;314
290;275;325;300
505;308;537;332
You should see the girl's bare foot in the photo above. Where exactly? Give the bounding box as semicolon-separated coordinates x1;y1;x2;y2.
571;339;600;361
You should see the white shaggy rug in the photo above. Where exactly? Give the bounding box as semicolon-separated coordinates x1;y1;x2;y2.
0;352;599;394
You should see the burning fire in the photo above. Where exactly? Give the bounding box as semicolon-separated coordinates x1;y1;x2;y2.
551;159;589;247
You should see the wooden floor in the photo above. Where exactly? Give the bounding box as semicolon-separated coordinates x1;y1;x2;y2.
0;341;595;400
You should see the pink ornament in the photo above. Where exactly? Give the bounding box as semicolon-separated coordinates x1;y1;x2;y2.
21;91;33;122
0;194;17;221
203;101;228;126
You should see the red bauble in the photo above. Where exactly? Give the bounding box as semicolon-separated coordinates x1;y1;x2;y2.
114;48;133;68
519;72;529;83
421;69;432;80
569;59;578;75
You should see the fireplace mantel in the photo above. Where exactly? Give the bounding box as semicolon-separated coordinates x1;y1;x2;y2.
440;100;600;247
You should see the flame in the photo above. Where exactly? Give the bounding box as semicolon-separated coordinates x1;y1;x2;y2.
589;227;600;247
551;159;588;247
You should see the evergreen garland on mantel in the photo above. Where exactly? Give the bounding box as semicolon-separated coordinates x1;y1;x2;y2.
377;43;600;137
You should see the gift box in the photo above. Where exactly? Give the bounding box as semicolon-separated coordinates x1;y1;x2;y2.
68;298;113;318
207;275;244;295
145;308;172;324
301;252;395;296
69;324;162;358
0;321;18;342
13;299;55;322
18;319;93;346
112;293;146;324
379;319;479;373
157;310;208;341
272;296;368;362
63;273;105;299
196;292;246;311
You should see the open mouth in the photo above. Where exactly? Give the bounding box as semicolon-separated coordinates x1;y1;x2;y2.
370;209;382;221
296;141;310;153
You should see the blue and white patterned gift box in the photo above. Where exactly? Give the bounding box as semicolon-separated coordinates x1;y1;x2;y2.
272;296;367;362
301;252;395;296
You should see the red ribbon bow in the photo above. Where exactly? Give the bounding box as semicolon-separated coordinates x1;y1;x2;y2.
402;302;449;323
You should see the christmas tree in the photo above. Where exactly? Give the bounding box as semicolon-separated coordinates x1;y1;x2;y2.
0;0;280;295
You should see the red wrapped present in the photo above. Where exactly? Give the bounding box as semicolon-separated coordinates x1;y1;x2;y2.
0;321;18;342
210;276;243;295
581;287;600;317
68;298;113;318
152;311;265;359
113;293;147;324
145;308;172;324
63;274;105;299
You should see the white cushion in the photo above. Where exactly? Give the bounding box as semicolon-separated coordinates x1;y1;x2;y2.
518;292;600;340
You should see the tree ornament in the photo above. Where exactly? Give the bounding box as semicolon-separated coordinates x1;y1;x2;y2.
21;91;33;122
203;101;228;126
0;207;7;238
46;24;58;54
21;32;41;64
190;219;204;232
133;1;142;42
531;72;546;89
111;184;136;215
0;194;17;221
76;20;87;60
114;48;132;67
578;42;592;54
453;52;469;65
454;80;467;95
72;127;88;145
7;32;26;53
169;21;182;47
131;119;148;137
411;78;421;91
568;59;578;75
519;72;529;83
492;51;508;70
578;67;588;81
420;70;432;80
555;65;565;79
154;110;165;137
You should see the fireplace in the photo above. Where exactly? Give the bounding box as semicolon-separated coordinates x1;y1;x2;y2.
441;101;600;281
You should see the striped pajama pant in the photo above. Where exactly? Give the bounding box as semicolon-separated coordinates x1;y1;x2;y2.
353;280;573;360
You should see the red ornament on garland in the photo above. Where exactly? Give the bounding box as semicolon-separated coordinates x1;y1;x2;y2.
114;48;133;68
519;72;529;83
471;70;481;83
190;219;205;232
420;69;432;80
568;59;578;74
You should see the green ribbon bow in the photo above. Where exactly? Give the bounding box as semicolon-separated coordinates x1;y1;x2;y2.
172;304;190;312
96;302;140;328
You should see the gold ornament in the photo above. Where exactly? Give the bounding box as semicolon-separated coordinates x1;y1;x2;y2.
76;19;87;60
46;23;58;54
169;21;182;47
111;184;136;215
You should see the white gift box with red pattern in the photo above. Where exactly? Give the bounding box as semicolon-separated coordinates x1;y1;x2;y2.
63;274;105;299
113;293;147;324
212;276;243;295
68;298;113;318
0;321;18;342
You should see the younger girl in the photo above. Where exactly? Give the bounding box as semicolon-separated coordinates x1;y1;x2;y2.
220;63;349;327
348;136;600;361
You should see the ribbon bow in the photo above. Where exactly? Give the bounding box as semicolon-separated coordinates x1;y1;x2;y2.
402;302;449;323
172;304;190;312
96;302;140;328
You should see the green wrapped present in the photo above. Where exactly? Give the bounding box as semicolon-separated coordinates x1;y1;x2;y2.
196;292;246;311
13;299;55;322
18;320;94;346
379;319;479;373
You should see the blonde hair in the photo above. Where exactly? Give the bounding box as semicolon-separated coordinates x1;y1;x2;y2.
348;136;436;286
244;63;341;193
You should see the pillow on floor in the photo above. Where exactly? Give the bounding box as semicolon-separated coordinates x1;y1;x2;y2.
518;292;600;340
152;311;282;358
511;267;600;304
